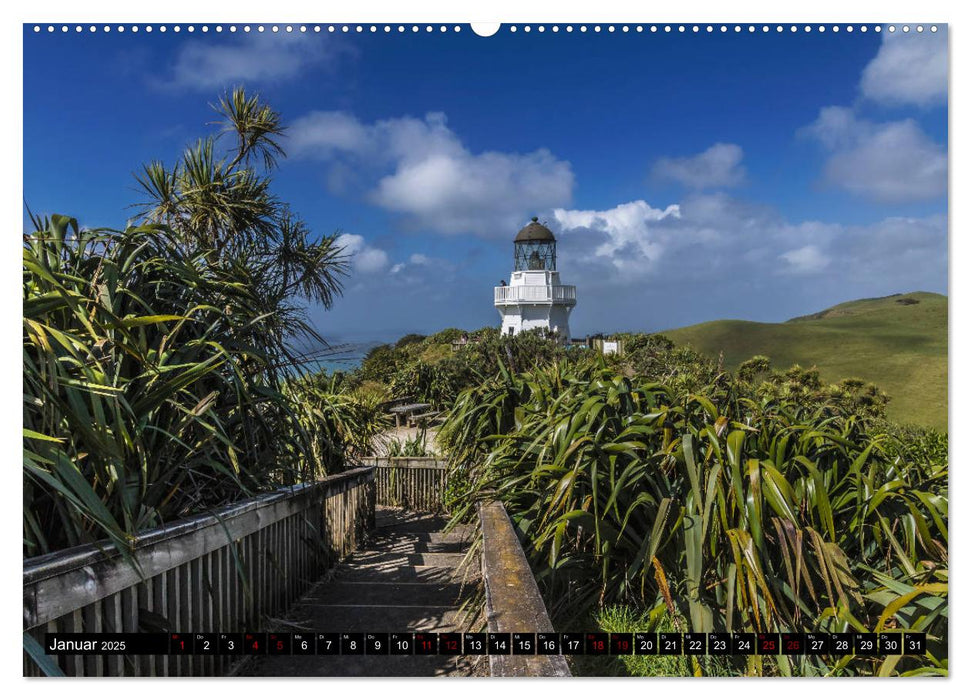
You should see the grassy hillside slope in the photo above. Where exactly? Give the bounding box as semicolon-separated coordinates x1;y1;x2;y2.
663;292;947;430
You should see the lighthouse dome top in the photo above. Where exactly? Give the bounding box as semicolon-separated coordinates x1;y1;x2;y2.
514;217;556;243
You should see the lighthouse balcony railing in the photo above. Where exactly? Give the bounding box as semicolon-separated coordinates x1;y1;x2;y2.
494;284;576;305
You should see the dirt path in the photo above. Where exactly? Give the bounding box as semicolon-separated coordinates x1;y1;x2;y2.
371;426;441;456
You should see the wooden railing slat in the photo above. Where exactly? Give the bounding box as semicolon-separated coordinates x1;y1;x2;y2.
366;457;448;513
153;570;168;676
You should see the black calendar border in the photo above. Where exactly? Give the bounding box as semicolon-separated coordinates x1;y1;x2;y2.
44;631;928;657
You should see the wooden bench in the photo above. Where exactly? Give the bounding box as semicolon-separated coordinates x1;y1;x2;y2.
387;402;432;428
379;396;414;411
407;410;444;428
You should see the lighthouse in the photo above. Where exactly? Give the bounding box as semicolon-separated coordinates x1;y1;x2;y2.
494;217;577;343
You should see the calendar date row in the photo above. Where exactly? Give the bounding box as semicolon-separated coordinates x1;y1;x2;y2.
46;631;927;657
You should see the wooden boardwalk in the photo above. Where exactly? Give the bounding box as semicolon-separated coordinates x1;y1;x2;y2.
240;507;484;676
24;465;569;677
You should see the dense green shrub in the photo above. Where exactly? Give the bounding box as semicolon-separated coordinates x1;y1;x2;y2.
441;357;947;676
23;89;351;556
354;327;590;408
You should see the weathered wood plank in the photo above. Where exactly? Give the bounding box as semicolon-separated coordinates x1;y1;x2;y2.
152;571;169;676
102;591;123;675
256;527;265;629
136;578;155;676
191;557;204;675
218;549;228;675
81;601;103;676
66;608;83;677
277;519;285;612
208;551;220;676
121;585;137;674
178;562;195;675
479;501;570;678
200;554;212;675
166;567;182;675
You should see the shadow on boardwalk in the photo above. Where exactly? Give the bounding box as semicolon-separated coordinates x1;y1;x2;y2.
240;507;485;677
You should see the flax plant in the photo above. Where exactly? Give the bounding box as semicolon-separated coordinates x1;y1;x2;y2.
24;89;353;556
441;359;947;676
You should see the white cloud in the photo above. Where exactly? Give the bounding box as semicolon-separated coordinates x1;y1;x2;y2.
803;107;946;203
553;194;770;281
388;252;452;279
355;248;391;273
780;245;830;274
335;233;389;273
550;194;944;293
381;251;461;300
651;143;746;189
841;214;946;275
164;33;348;91
553;201;679;271
289;111;574;236
860;29;948;107
318;195;944;337
334;233;366;254
288;111;371;154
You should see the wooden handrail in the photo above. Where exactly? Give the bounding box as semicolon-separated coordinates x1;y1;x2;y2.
479;500;571;677
23;467;376;676
24;467;373;588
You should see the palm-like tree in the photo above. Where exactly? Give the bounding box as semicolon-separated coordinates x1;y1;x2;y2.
134;87;348;360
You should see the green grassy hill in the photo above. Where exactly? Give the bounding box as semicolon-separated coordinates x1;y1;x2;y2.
663;292;947;430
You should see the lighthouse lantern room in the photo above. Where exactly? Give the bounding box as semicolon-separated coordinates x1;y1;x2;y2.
494;217;577;343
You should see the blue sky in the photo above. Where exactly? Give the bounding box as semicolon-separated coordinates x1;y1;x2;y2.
23;25;948;344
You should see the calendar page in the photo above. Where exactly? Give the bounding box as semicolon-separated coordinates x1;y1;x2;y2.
21;11;949;682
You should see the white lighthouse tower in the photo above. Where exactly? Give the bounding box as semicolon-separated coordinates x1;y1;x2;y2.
494;217;577;343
